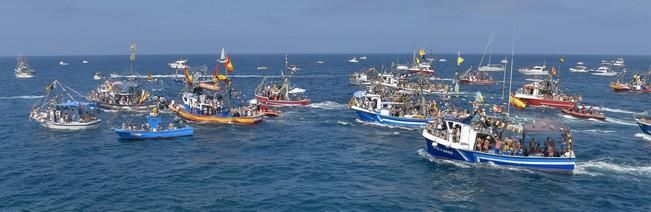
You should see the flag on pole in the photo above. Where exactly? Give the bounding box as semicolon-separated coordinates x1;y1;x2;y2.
224;55;234;73
213;63;220;82
559;56;565;64
457;51;464;66
45;82;54;91
183;67;193;85
551;65;558;76
129;43;137;61
418;49;426;59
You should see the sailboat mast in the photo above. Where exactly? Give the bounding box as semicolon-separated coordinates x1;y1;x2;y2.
507;26;516;115
501;57;507;100
129;43;136;74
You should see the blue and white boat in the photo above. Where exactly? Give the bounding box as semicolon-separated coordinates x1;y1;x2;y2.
421;117;576;171
349;92;433;127
635;110;651;135
113;115;193;139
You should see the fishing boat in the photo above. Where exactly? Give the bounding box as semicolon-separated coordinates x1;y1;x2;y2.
93;72;104;80
514;76;581;109
561;105;606;120
422;117;576;171
88;80;158;111
609;72;649;93
591;65;618;76
255;57;310;107
15;55;36;78
169;93;263;125
569;62;590;73
408;49;435;74
634;110;651;135
113;109;193;139
349;57;359;63
350;67;377;85
518;64;549;76
29;80;102;130
349;92;435;127
458;68;496;85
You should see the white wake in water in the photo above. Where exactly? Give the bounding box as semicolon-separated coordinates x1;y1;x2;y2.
600;107;636;115
308;101;348;110
575;160;651;177
0;95;44;99
578;129;616;134
635;133;651;141
336;120;352;126
605;117;638;126
354;119;418;131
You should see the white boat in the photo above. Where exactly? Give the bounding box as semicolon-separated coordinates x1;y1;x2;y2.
30;80;102;130
590;65;618;76
93;72;104;80
82;60;89;64
59;61;69;66
576;61;584;65
168;59;188;69
500;58;509;64
438;58;447;62
349;57;359;63
518;65;549;76
15;55;36;78
396;65;409;70
256;66;269;70
478;64;506;72
569;64;589;73
613;58;625;67
316;60;325;64
359;56;367;60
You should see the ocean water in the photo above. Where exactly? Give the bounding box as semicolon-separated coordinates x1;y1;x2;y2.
0;54;649;211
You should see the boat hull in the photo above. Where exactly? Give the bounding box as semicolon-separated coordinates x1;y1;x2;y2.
114;127;193;139
38;119;102;130
255;96;310;107
518;70;549;76
351;106;431;127
517;97;576;109
635;119;651;135
458;79;496;85
425;139;575;171
97;102;157;112
561;109;606;120
170;105;263;125
591;72;618;76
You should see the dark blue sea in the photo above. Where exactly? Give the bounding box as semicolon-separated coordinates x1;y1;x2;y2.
1;54;649;211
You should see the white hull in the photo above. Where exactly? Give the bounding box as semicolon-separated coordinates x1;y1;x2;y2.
518;70;549;75
15;72;35;78
590;72;618;76
37;119;102;130
478;66;505;72
569;68;589;73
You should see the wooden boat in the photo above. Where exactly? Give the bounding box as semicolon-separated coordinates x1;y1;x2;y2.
113;116;193;139
257;105;281;117
561;108;606;120
255;77;310;107
169;102;263;125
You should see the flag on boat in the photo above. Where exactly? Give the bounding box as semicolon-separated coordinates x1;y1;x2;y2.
129;43;137;61
213;63;220;82
475;91;484;103
224;55;234;73
551;65;558;76
415;57;420;64
457;51;464;66
559;56;565;64
418;49;426;59
45;82;55;91
183;67;193;85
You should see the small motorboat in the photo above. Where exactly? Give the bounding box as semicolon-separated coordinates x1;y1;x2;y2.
458;69;496;85
438;58;447;62
591;65;618;76
359;56;367;60
561;106;606;120
478;64;506;72
82;60;89;64
569;62;590;73
634;110;651;135
348;57;359;63
59;61;69;66
15;55;36;78
114;112;193;140
168;59;188;69
256;66;270;70
316;61;325;64
93;72;104;80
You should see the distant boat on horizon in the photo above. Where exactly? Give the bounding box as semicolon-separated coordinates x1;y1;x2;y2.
348;57;359;63
59;61;69;66
82;60;89;64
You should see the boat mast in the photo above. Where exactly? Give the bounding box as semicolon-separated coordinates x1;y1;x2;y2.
129;43;136;74
507;26;516;115
478;33;494;69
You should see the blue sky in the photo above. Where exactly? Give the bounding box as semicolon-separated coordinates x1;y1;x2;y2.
2;0;650;56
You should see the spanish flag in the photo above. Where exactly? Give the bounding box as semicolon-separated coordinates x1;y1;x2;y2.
551;65;557;76
224;55;234;73
457;51;464;66
213;63;220;82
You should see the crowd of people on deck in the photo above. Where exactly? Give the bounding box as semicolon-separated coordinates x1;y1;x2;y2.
30;105;97;124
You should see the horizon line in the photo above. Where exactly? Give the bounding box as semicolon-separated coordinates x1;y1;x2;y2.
1;52;650;57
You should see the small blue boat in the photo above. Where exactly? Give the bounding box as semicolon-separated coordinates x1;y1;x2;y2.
113;115;193;139
422;117;576;171
635;110;651;135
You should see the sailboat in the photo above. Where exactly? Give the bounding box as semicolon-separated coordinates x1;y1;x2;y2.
15;55;36;78
477;34;506;72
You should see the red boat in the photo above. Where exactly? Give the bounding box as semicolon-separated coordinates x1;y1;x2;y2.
514;78;580;109
561;107;606;120
257;104;282;117
255;77;310;107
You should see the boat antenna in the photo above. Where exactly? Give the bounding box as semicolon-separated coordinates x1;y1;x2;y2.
507;25;516;115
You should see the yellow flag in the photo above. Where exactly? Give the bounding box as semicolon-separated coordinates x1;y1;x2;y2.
418;49;426;57
457;51;464;66
415;57;420;64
